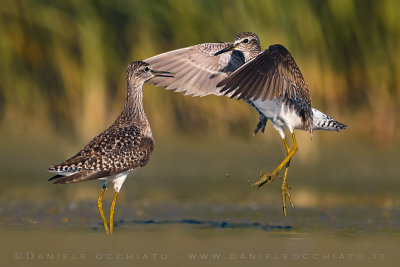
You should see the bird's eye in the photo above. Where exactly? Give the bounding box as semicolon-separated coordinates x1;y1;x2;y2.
243;39;249;44
144;67;150;72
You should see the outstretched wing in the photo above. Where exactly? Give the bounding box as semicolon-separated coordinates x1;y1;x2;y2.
48;126;154;184
217;44;312;129
145;42;245;97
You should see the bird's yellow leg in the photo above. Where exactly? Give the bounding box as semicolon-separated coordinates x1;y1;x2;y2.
252;133;298;190
281;136;295;216
252;133;297;216
250;138;290;188
281;161;294;216
97;186;110;234
109;191;119;235
283;138;291;153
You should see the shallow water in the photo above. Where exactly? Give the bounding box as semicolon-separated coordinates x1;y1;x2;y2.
1;133;399;266
1;201;399;235
1;200;399;266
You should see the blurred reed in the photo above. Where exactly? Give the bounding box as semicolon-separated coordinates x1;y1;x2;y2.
0;0;398;146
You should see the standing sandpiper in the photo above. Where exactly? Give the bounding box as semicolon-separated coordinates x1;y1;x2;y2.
48;61;173;234
145;32;346;216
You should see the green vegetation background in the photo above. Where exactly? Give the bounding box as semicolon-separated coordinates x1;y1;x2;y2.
0;0;398;145
0;2;400;247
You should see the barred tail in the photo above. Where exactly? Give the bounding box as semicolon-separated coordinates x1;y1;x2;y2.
312;108;347;131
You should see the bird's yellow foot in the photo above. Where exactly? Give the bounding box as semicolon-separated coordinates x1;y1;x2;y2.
251;169;281;188
281;181;294;216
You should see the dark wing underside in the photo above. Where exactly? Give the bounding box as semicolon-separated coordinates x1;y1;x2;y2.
217;44;313;130
144;42;245;97
48;126;154;184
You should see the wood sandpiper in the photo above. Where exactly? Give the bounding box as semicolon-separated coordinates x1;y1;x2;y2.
145;32;347;216
48;61;173;234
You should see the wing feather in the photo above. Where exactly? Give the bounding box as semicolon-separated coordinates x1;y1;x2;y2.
217;44;312;130
51;170;111;184
145;43;245;97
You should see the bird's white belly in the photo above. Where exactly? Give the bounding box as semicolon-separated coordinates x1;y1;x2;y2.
252;98;303;138
99;171;130;192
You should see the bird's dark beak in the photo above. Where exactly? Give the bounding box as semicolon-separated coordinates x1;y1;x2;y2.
151;70;174;78
214;44;236;56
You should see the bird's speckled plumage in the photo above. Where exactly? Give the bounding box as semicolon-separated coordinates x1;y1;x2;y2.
48;126;153;183
48;61;155;184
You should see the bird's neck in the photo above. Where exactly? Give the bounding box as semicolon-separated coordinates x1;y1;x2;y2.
114;81;152;136
244;45;262;62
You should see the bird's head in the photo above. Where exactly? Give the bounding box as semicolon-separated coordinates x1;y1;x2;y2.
214;32;261;61
126;61;174;85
